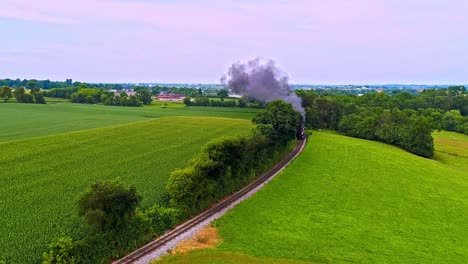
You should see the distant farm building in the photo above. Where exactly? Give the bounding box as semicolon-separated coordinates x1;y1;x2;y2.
157;93;186;101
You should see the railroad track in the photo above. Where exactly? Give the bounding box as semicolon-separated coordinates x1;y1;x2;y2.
114;137;307;264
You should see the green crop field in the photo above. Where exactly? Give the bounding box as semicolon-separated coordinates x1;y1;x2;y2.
433;131;468;172
0;117;253;263
0;100;258;142
160;131;468;264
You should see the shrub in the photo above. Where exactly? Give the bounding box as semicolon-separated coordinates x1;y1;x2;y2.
77;179;141;232
145;205;183;234
42;237;77;264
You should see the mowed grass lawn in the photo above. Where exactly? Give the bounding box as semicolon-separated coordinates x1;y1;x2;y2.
433;130;468;172
160;131;468;264
0;117;253;263
0;101;258;142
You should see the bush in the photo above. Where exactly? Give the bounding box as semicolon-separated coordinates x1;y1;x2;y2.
145;205;183;234
77;179;141;232
183;96;192;106
42;237;77;264
35;93;47;104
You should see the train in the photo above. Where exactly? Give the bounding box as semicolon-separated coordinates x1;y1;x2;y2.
297;123;306;140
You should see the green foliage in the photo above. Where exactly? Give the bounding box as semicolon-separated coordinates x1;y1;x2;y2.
252;99;301;146
136;88;153;105
0;86;12;102
338;108;434;157
166;133;289;215
217;89;229;102
43;237;77;264
46;87;78;98
443;110;466;133
211;132;468;263
35;93;47;104
44;210;154;264
101;93;143;107
13;87;26;102
298;89;468;140
194;96;210;106
168;100;299;215
183;96;192;106
70;88;104;104
77;179;141;232
185;95;262;108
145;205;183;234
402;115;434;158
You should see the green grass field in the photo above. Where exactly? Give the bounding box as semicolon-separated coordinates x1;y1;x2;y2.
157;251;315;264
0;117;253;263
160;131;468;263
0;100;258;142
433;131;468;172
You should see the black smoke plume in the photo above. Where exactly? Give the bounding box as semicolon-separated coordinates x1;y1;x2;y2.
221;58;304;117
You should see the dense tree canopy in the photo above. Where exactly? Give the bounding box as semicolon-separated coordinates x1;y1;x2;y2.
253;99;302;146
77;179;141;232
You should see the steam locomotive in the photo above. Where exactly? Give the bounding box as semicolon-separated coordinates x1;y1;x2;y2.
297;123;306;140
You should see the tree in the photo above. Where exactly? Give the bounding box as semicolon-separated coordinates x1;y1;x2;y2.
34;93;46;104
403;116;434;158
183;96;192;106
27;80;37;90
124;95;143;107
0;86;12;102
442;110;464;132
217;89;229;102
30;87;41;96
13;87;35;103
252;100;301;146
28;86;46;104
136;88;153;105
77;179;141;232
13;87;25;101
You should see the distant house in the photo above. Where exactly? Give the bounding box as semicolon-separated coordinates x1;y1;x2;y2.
157;93;186;101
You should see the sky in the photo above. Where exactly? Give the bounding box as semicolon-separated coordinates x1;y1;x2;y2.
1;0;467;84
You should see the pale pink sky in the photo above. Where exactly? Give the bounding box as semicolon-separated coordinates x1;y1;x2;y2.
1;0;467;84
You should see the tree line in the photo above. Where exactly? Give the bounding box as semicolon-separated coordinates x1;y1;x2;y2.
45;85;153;107
297;86;467;158
1;86;46;104
43;100;302;263
0;78;124;90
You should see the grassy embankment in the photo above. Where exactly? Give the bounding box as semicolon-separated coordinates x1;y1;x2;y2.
0;99;257;142
159;131;468;264
0;101;255;263
433;130;468;172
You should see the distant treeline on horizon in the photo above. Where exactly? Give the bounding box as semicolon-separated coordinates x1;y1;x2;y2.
1;78;466;96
